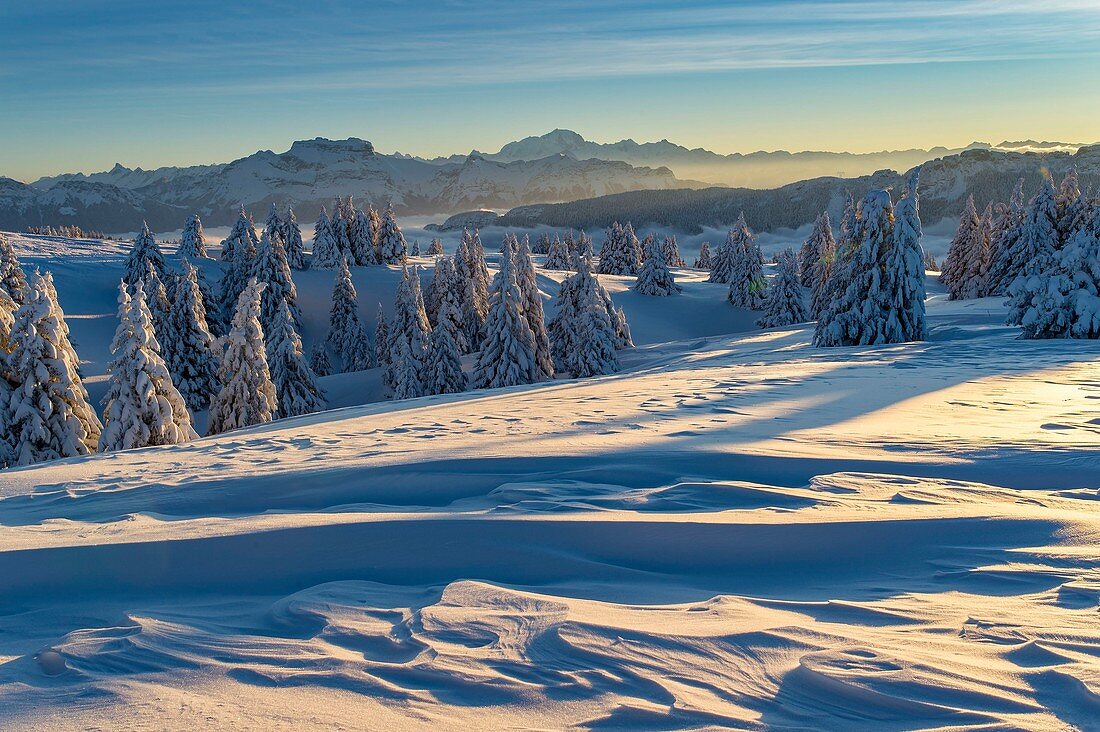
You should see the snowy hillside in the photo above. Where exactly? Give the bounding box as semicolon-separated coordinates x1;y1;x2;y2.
6;138;687;233
0;231;1098;729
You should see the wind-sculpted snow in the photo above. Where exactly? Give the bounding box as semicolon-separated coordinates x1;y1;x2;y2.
1;249;1099;728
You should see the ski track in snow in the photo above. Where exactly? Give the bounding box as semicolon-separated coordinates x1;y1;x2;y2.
0;233;1099;730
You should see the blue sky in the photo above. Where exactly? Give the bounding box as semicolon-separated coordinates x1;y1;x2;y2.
2;0;1099;181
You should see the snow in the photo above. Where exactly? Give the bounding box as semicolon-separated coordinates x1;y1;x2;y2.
0;231;1099;729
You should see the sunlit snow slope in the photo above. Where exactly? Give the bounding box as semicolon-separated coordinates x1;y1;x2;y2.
0;237;1099;730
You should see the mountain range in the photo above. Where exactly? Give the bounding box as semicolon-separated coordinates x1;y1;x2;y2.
2;137;687;233
2;131;1095;235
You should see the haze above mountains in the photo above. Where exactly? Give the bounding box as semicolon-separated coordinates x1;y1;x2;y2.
1;130;1094;234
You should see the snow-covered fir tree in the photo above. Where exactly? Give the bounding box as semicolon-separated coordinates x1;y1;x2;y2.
693;242;712;270
807;213;837;318
472;246;537;389
331;198;354;264
814;190;910;347
282;206;307;270
374;304;390;367
251;228;301;335
548;256;621;378
1006;177;1062;327
455;230;489;347
219;221;258;327
662;235;685;267
308;344;332;377
986;178;1027;296
425;256;450;325
267;299;325;417
800;213;833;288
597;222;641;275
219;206;259;263
709;213;755;286
411;239;422;256
377;204;409;264
1056;167;1081;238
887;169;928;342
575;230;594;262
264;203;283;245
1060;202;1100;338
0;233;28;304
311;206;342;269
756;249;808;328
325;258;372;372
544;233;573;270
634;235;681;296
385;265;432;388
725;214;766;309
940;195;979;290
178;214;208;259
390;333;425;400
511;234;555;380
945;199;993;300
533;233;551;255
422;299;467;395
351;208;376;266
124;221;166;291
427;238;444;256
207;279;278;434
99;282;197;452
164;261;218;411
7;272;102;464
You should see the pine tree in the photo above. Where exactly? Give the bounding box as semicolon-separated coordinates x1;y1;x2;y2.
662;235;685;267
374;304;390;367
428;238;444;256
390;333;425;400
308;344;332;377
178;214;208;259
512;234;555;380
455;230;489;347
7;272;102;464
251;228;301;335
0;287;16;467
940;195;979;290
326;258;372;372
1062;204;1100;338
532;233;551;255
472;246;537;389
549;257;621;378
575;230;594;262
219;222;257;327
945;200;993;300
597;222;641;275
756;249;808;328
544;233;573;270
368;205;383;262
387;265;432;387
0;234;28;305
710;213;755;285
208;279;278;434
165;261;218;411
331;197;354;264
814;190;904;347
124;221;166;291
1006;177;1062;327
378;204;408;264
282;206;307;270
1056;167;1081;238
268;299;326;417
264;203;283;245
634;235;681;296
986;178;1027;296
138;259;172;353
351;208;376;265
800;213;832;288
425;256;449;325
694;242;712;270
311;206;342;269
887;169;928;341
411;239;422;256
219;206;259;262
99;282;197;452
725;214;766;309
422;299;468;395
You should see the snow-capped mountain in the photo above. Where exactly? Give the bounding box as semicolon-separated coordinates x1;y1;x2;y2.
497;144;1100;233
7;138;687;233
460;129;1096;189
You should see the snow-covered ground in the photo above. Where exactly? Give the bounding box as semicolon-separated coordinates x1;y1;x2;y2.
0;232;1098;730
